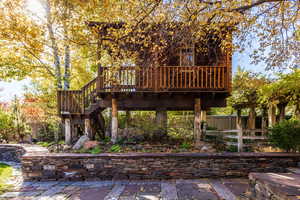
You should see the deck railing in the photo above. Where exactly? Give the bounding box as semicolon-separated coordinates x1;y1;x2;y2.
58;65;230;114
98;66;229;92
57;78;97;114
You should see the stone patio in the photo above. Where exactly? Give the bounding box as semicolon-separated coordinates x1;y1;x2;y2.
0;161;249;200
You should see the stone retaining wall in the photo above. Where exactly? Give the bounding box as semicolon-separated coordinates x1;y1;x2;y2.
0;144;48;163
0;145;26;162
22;152;300;181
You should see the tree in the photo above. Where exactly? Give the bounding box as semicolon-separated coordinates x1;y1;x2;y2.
228;67;268;129
1;0;300;87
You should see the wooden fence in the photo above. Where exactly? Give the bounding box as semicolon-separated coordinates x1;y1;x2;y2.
206;129;268;152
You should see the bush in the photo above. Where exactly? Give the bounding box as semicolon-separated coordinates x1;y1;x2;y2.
37;121;60;142
89;146;102;154
180;142;192;150
109;144;121;152
268;120;300;152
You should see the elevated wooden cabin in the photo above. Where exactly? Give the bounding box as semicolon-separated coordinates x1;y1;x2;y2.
57;22;233;144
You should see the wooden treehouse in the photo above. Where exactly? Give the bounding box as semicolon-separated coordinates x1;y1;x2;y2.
57;22;233;144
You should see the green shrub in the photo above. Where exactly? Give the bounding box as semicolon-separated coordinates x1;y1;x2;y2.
89;146;102;154
38;121;60;142
109;144;121;152
180;142;192;150
36;141;55;147
268;120;300;152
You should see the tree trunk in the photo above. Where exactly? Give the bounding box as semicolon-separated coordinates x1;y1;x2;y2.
248;106;256;130
63;44;70;89
261;107;268;134
45;0;62;89
268;104;277;127
63;1;70;90
278;103;287;122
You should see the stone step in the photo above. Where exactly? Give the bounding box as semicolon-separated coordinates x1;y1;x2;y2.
249;172;300;200
287;167;300;174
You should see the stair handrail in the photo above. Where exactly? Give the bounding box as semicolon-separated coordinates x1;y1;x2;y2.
81;77;98;112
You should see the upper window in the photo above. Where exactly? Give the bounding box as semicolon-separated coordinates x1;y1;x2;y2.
180;45;195;66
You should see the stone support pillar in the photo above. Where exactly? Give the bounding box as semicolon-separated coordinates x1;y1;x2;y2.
65;118;71;145
111;98;118;143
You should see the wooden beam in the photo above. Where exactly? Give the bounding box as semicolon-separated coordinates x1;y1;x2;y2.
111;98;118;143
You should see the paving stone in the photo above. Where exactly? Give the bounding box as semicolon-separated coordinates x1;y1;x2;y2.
0;191;42;198
71;186;112;200
210;180;236;200
223;182;249;197
104;184;125;200
35;185;65;200
120;184;140;197
177;183;219;200
161;182;178;200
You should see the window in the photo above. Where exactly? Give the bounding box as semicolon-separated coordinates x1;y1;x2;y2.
180;46;195;66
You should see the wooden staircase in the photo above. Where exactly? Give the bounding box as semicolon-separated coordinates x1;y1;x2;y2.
57;77;106;137
57;77;99;115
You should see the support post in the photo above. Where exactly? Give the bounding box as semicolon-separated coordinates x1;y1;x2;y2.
268;105;276;127
201;110;207;140
261;108;268;135
194;98;201;146
105;108;112;138
111;98;118;143
85;118;92;139
72;124;78;143
125;111;131;129
278;103;286;122
65;118;71;145
248;106;256;136
155;108;167;134
236;109;243;152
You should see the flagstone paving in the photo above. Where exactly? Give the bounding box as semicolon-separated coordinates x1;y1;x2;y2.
0;161;250;200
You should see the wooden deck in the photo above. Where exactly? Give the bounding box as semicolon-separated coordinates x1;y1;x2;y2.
57;65;231;115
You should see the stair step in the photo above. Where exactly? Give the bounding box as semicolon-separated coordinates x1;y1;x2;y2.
287;168;300;174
